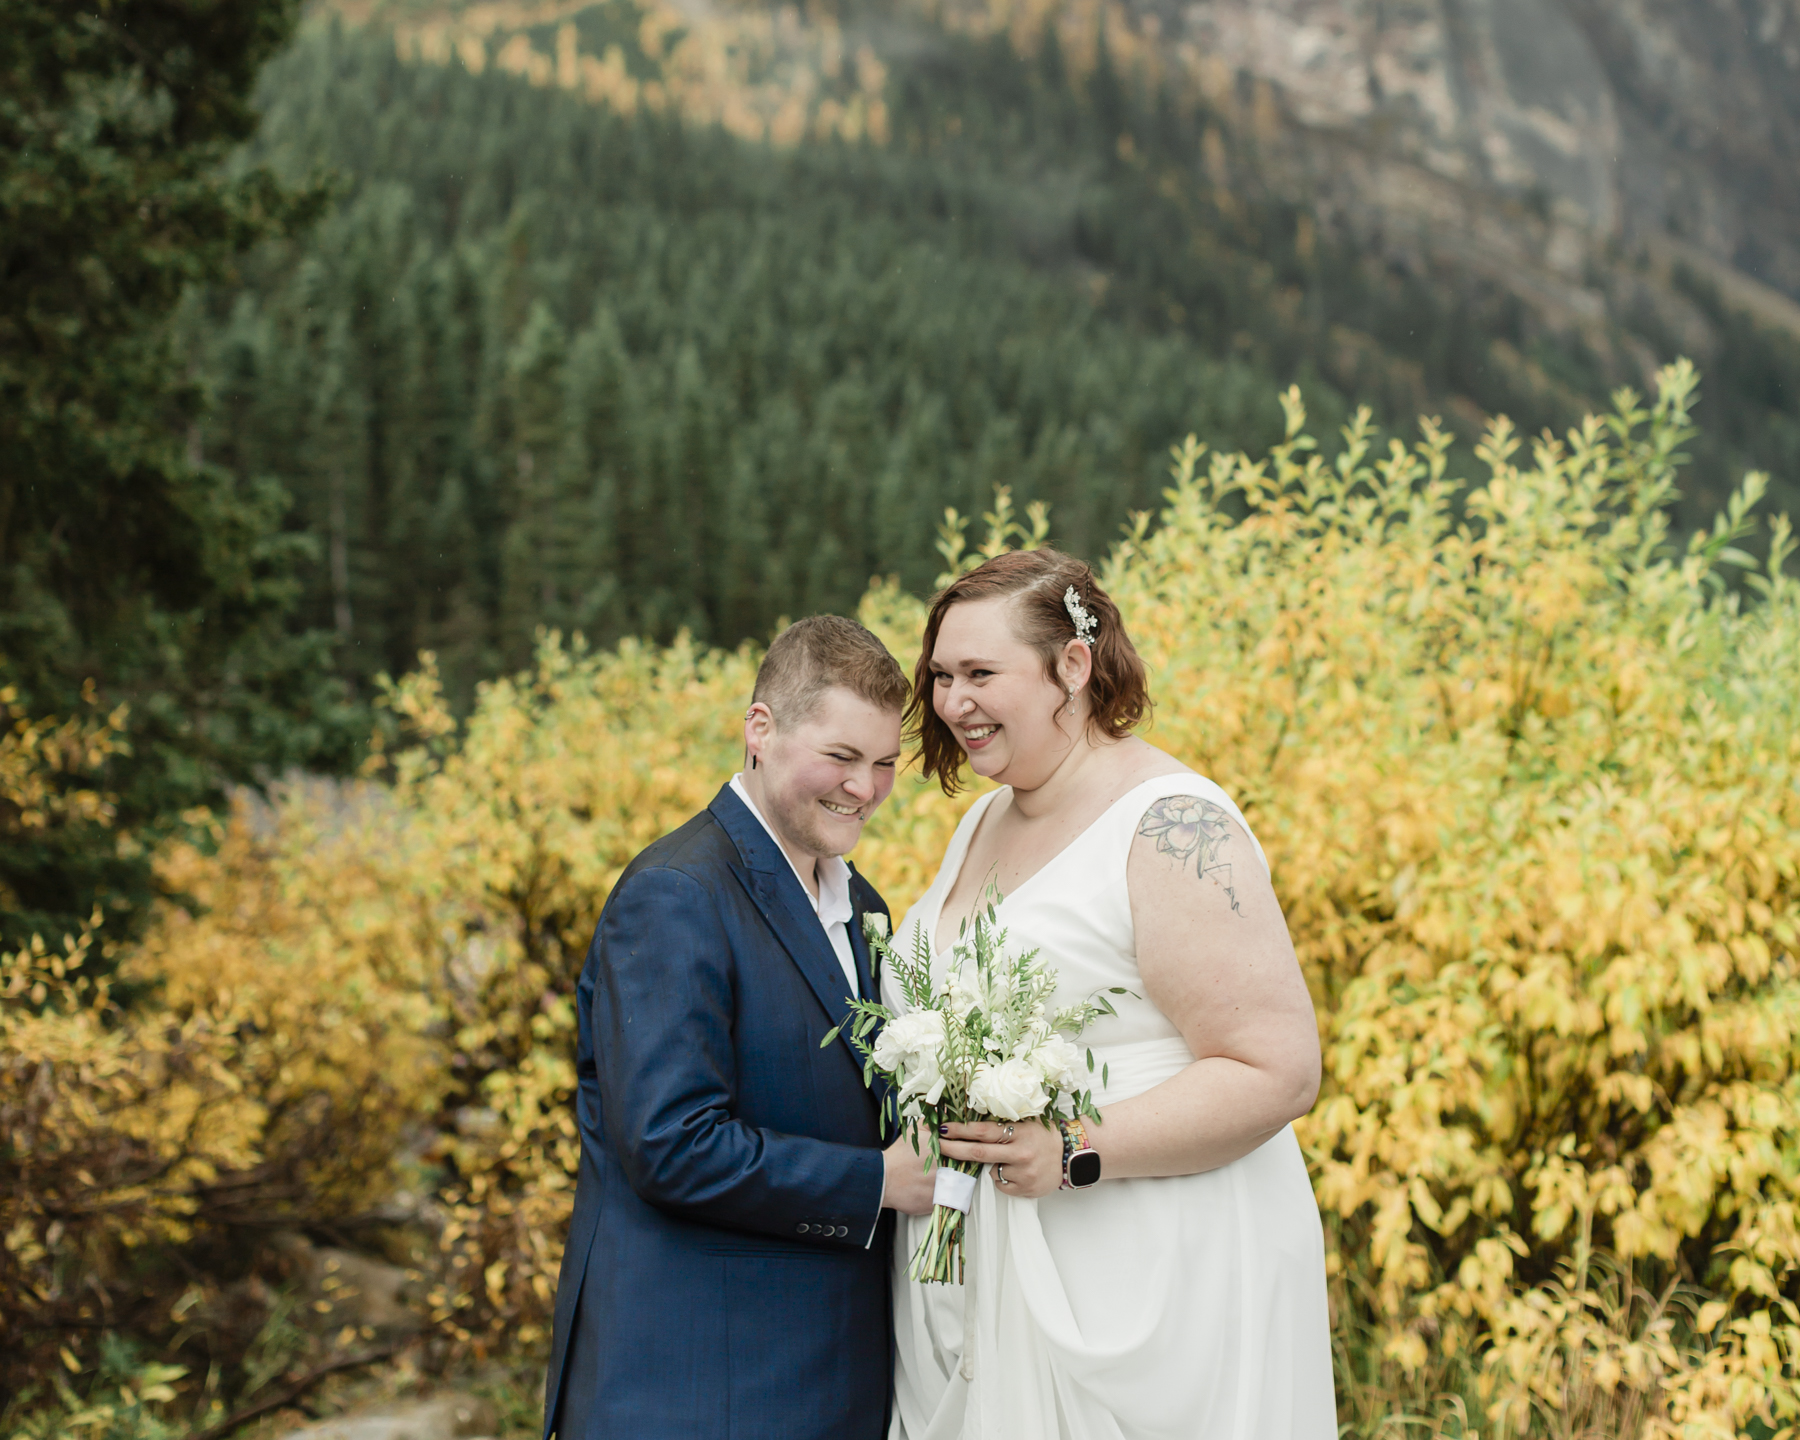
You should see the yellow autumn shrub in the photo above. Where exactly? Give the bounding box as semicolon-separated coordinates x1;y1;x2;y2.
0;681;128;844
133;784;447;1223
29;359;1797;1435
2;750;444;1393
1102;363;1800;1436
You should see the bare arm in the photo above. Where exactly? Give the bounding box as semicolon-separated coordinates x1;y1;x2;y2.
1085;795;1321;1179
938;794;1321;1195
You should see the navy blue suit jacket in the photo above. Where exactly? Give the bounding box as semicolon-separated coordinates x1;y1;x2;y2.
543;784;893;1440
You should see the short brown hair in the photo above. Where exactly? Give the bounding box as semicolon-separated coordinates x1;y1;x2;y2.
752;615;908;726
906;549;1151;794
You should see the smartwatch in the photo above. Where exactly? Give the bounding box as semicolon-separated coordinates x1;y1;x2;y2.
1058;1117;1102;1190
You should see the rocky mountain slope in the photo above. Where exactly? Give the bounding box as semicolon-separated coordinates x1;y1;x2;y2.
1145;0;1800;343
317;0;1799;519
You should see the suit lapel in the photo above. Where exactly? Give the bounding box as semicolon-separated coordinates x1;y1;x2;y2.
710;786;865;1071
847;880;876;1002
847;874;896;1136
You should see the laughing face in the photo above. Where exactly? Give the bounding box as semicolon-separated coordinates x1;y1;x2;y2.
742;686;902;863
928;595;1090;789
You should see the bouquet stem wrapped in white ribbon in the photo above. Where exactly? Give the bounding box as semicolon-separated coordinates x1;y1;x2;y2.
824;896;1122;1284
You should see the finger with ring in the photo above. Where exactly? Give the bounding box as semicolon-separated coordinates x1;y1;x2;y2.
996;1164;1008;1185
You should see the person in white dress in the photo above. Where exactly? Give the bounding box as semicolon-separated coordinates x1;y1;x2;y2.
884;548;1337;1440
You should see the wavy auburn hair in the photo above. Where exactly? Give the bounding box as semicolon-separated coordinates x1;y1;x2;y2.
906;548;1151;795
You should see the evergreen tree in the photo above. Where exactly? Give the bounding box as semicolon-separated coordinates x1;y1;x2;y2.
0;0;351;945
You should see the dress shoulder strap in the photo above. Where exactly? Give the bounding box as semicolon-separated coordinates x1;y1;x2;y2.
1114;770;1270;878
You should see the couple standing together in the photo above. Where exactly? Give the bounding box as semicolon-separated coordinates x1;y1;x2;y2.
543;548;1337;1439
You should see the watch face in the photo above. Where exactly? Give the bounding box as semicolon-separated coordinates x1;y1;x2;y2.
1067;1149;1102;1188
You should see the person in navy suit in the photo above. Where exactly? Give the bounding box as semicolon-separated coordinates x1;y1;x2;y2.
544;615;936;1440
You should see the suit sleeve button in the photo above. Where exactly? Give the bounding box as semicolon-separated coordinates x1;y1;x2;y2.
835;1226;848;1237
796;1223;808;1234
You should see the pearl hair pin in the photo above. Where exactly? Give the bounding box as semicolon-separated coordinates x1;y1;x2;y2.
1063;586;1097;646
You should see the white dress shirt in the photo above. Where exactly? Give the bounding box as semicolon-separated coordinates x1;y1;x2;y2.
729;774;860;1000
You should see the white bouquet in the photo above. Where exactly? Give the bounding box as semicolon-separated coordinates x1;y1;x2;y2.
823;897;1121;1283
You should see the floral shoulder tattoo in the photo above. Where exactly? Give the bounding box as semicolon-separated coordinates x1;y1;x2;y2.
1138;796;1243;916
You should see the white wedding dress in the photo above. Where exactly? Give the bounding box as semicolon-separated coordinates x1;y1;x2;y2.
886;772;1337;1440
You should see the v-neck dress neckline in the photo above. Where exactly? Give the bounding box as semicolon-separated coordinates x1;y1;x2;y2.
929;771;1232;954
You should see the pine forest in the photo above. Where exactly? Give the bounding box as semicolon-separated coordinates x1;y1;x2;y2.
183;12;1800;697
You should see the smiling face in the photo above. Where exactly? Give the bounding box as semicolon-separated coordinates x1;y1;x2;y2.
742;685;902;864
928;595;1092;790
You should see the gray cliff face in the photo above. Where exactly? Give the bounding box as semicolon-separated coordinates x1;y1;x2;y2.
1148;0;1800;338
1572;0;1800;296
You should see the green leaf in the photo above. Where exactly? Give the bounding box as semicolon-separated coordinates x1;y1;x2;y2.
820;1027;841;1048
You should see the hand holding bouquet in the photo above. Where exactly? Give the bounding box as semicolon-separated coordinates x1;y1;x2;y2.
823;896;1121;1283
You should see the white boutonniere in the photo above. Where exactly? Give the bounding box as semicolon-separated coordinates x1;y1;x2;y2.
861;912;889;978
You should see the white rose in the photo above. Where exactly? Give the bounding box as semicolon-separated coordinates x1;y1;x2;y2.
900;1048;946;1106
871;1009;946;1072
1028;1035;1083;1092
863;912;890;941
969;1057;1049;1121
